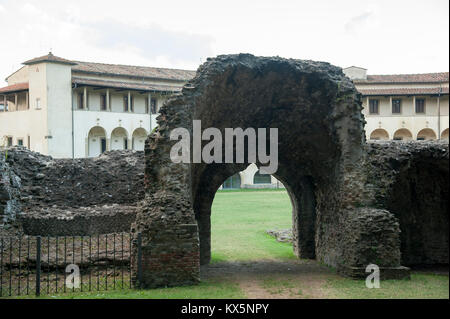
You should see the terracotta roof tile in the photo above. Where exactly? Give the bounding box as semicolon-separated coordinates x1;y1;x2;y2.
72;77;182;93
22;53;196;82
72;61;196;82
0;82;29;94
23;52;77;66
358;87;449;96
354;72;449;84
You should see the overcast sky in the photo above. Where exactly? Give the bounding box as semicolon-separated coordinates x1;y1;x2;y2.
0;0;448;85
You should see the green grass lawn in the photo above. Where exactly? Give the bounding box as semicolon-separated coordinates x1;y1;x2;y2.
211;189;294;262
5;189;449;299
326;273;449;299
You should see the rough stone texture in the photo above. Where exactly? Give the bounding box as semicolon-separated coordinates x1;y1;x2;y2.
133;53;413;287
0;147;145;235
0;152;22;230
364;141;449;266
20;205;138;236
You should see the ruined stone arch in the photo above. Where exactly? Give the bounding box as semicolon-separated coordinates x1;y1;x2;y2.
370;128;389;140
417;128;436;140
132;54;406;288
394;128;413;141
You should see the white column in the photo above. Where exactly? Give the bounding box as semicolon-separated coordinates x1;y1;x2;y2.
14;93;18;111
106;89;110;111
3;95;6;111
389;96;392;113
128;91;131;112
147;93;152;113
83;87;87;110
437;95;441;139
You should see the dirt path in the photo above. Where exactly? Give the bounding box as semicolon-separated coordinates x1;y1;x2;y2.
201;259;340;299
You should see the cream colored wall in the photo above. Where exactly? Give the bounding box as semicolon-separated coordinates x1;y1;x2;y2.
6;66;29;84
46;63;74;158
73;110;153;158
0;63;48;153
362;94;449;140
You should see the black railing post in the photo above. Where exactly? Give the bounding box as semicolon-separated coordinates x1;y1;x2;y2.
35;236;41;297
137;233;143;288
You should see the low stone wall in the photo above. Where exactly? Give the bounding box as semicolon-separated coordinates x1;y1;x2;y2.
1;147;145;210
0;147;145;236
19;205;138;236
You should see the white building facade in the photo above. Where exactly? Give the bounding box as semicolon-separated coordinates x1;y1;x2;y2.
343;67;449;141
0;52;195;158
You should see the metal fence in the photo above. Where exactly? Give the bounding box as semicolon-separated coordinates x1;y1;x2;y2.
0;232;141;297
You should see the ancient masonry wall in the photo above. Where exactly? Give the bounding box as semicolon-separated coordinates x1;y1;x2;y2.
364;141;449;265
0;147;145;236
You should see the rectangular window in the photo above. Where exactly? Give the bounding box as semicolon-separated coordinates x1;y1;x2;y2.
151;98;157;114
7;137;13;147
123;95;129;112
17;139;23;146
100;94;107;110
77;93;83;109
392;99;401;114
369;99;379;114
27;135;30;149
35;98;41;109
130;96;134;112
124;138;128;150
145;98;149;114
415;98;425;114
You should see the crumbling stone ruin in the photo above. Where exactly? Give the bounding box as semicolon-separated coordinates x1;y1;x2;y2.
364;141;448;266
131;54;448;288
0;147;144;236
1;54;448;290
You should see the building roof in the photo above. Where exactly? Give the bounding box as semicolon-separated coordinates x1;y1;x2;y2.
72;77;183;93
72;61;196;82
358;87;449;96
23;52;77;66
354;72;449;84
0;82;29;94
21;53;196;82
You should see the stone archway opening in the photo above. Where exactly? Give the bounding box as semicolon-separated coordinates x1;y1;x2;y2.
133;54;408;288
194;163;317;266
207;170;295;263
